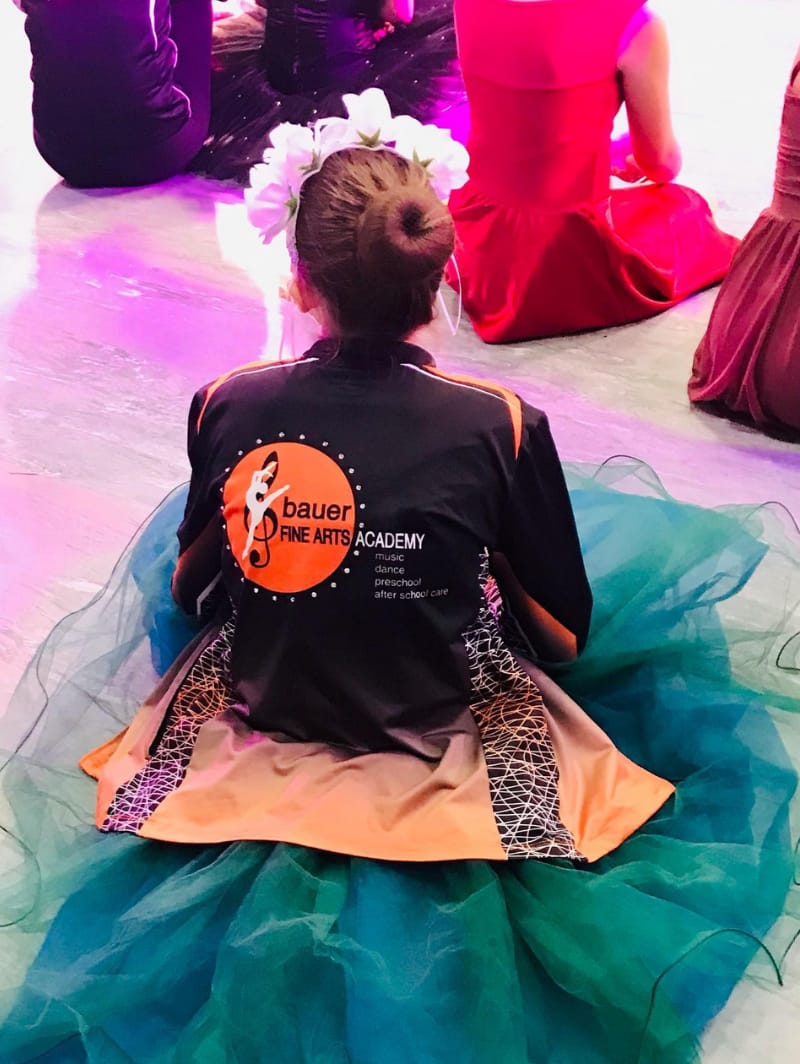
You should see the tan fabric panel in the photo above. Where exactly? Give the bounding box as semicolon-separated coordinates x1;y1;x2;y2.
522;661;674;862
141;710;507;862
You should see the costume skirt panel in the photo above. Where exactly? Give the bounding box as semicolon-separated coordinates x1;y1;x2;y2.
689;208;800;438
1;461;798;1062
448;185;738;342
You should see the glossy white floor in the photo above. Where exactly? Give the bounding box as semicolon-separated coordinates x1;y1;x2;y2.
1;1;799;1059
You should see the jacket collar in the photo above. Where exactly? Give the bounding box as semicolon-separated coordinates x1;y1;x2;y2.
304;337;435;369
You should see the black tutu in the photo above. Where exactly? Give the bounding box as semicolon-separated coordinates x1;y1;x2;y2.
193;1;466;183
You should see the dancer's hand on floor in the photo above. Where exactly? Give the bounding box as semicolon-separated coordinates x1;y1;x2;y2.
373;22;396;42
610;133;648;184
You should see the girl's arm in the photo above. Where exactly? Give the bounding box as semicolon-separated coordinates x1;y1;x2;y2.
171;386;224;616
617;8;682;183
171;513;223;615
491;552;579;662
494;406;593;664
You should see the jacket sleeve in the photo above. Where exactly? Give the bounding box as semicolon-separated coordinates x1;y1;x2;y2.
495;403;593;652
176;386;219;556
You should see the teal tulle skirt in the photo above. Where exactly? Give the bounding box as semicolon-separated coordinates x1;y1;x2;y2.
1;459;799;1063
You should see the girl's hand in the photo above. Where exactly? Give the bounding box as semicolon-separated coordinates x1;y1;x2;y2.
379;1;414;25
610;133;647;183
373;21;396;43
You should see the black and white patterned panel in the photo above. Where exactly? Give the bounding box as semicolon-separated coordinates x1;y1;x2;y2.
102;621;236;834
467;559;582;861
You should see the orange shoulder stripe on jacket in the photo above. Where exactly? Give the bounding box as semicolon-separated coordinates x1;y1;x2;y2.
420;366;523;457
195;357;305;432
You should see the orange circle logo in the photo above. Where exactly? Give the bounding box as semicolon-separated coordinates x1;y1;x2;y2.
223;443;356;593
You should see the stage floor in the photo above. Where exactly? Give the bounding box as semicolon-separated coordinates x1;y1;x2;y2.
1;1;799;1058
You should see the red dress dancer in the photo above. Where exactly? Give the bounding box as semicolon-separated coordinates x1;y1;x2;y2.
689;55;800;438
449;0;738;343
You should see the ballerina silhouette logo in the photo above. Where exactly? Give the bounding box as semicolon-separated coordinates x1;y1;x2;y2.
224;442;356;594
241;452;290;569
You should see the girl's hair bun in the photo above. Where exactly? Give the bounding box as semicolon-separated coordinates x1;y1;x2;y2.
357;188;454;284
295;147;456;338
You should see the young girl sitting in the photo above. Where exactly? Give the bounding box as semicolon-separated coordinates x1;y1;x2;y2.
1;90;798;1064
449;0;738;342
19;0;214;188
16;0;464;187
199;0;465;181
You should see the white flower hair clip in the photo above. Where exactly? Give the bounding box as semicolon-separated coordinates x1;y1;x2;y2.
244;88;470;248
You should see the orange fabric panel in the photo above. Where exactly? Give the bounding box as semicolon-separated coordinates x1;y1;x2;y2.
139;712;507;862
86;633;669;863
87;622;507;860
522;661;674;862
79;729;128;781
420;366;524;457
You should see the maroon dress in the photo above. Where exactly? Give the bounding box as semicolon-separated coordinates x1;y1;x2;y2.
689;60;800;438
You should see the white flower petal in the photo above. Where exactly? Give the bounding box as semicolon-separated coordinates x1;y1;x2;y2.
269;122;315;161
266;124;317;193
426;138;470;198
391;115;425;159
248;162;272;193
392;119;470;198
343;88;394;143
245;179;296;244
315;116;357;160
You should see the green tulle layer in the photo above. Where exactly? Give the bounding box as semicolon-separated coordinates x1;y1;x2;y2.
1;459;798;1063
